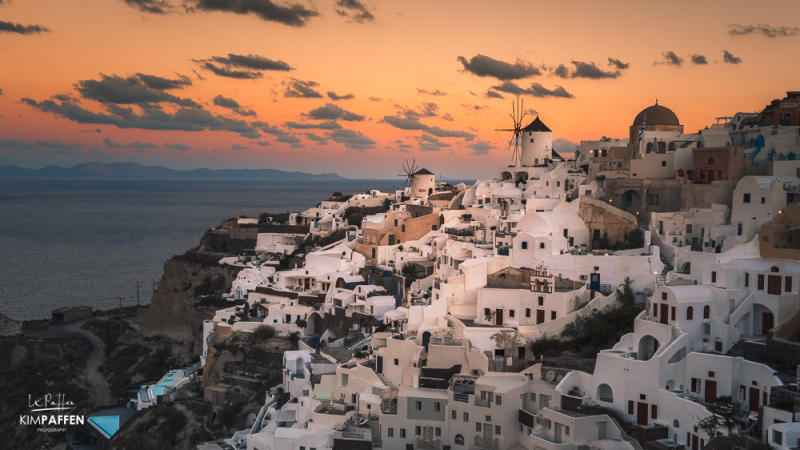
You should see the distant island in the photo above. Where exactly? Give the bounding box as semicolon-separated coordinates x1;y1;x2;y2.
0;162;346;180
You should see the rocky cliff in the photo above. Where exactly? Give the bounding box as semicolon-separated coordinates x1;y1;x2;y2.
0;312;22;336
139;226;255;355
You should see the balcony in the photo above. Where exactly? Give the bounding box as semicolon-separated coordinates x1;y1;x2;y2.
474;398;491;407
453;392;469;403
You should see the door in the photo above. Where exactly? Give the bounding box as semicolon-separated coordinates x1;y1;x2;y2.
768;275;782;295
495;309;503;326
554;423;562;443
536;310;545;324
705;380;717;404
660;303;669;324
762;312;775;335
715;340;723;352
598;421;606;440
636;402;648;426
539;394;549;409
483;423;492;441
377;356;383;374
658;221;664;234
749;387;760;411
692;434;699;450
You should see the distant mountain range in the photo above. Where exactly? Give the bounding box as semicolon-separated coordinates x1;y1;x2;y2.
0;162;346;180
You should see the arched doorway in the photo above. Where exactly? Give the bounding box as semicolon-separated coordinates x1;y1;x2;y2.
308;312;323;336
637;335;660;361
422;331;431;352
597;383;613;402
622;190;642;211
501;171;512;181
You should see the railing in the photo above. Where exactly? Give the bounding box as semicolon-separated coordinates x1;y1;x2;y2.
417;438;439;449
496;247;509;256
444;227;474;237
453;392;469;403
474;398;490;407
474;435;499;450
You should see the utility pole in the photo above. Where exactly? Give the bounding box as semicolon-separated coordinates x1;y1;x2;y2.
118;296;123;311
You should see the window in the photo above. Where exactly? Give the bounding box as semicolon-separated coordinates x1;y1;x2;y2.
454;434;464;445
687;306;694;320
521;241;528;249
661;160;667;167
435;427;441;437
496;395;502;405
758;274;765;290
692;378;701;393
464;412;469;422
415;426;421;436
539;242;545;249
402;225;406;232
388;428;394;437
711;271;716;283
435;402;440;412
476;422;481;432
628;400;634;415
394;219;398;226
509;310;515;318
651;404;658;419
495;426;501;435
648;194;659;205
744;193;751;203
530;393;536;402
707;156;715;166
526;308;531;318
342;374;349;386
352;394;357;403
538;296;544;306
671;306;676;321
653;303;658;317
565;425;570;436
703;305;710;319
400;429;406;438
452;410;457;420
774;429;784;446
416;401;422;410
708;371;715;377
485;415;491;422
745;272;749;288
394;358;399;366
662;292;667;300
761;197;766;204
551;311;556;320
686;224;693;234
786;276;793;293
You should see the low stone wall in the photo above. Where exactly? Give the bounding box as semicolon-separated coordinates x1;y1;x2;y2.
542;355;597;374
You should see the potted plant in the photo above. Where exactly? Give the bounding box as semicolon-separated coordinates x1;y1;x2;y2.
714;395;732;406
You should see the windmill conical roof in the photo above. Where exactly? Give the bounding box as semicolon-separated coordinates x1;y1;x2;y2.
414;168;434;175
521;116;551;132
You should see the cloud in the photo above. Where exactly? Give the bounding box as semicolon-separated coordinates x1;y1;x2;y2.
0;20;50;35
0;88;3;95
235;109;257;117
552;138;577;154
416;134;450;152
232;143;248;150
165;142;191;150
284;78;323;98
526;108;538;116
276;133;304;148
335;0;375;23
285;120;342;130
304;103;364;121
456;54;540;80
467;140;493;155
210;53;293;71
690;54;708;65
570;61;621;79
327;91;354;100
461;104;487;111
213;95;241;109
103;137;123;148
201;62;262;79
127;140;158;148
326;129;375;151
607;58;629;70
0;139;36;150
553;61;623;79
654;51;683;67
728;23;800;38
382;115;476;140
136;73;192;90
257;140;271;145
76;74;200;107
123;0;171;14
303;132;328;145
441;113;454;122
722;50;742;65
484;90;504;99
187;0;319;27
22;98;262;138
417;88;446;96
490;81;574;98
36;139;83;148
368;96;382;102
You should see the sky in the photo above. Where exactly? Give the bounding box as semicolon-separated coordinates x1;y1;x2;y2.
1;0;799;179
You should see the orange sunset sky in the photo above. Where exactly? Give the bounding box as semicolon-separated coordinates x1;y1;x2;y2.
1;0;799;178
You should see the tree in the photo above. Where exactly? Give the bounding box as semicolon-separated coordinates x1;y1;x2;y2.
697;414;725;438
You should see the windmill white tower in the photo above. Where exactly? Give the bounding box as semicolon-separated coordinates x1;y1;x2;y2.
519;116;552;167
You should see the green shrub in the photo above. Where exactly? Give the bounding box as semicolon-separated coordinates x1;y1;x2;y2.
251;325;277;341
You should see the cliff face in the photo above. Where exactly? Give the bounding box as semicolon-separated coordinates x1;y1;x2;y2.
138;251;246;355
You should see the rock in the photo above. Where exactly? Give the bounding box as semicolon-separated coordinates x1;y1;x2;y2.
0;311;22;336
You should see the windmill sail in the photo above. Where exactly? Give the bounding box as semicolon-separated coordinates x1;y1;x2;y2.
495;96;527;165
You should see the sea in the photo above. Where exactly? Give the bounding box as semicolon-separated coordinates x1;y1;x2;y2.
0;178;404;320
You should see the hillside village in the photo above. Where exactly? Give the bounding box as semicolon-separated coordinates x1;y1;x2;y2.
67;91;800;450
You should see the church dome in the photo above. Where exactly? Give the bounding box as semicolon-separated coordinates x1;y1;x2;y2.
632;101;680;127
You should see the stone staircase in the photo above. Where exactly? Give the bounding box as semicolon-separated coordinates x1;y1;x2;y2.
608;417;643;450
347;333;373;351
376;372;388;386
369;417;381;449
726;340;749;358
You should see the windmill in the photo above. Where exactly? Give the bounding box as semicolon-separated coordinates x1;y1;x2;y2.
398;158;419;189
495;95;526;165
